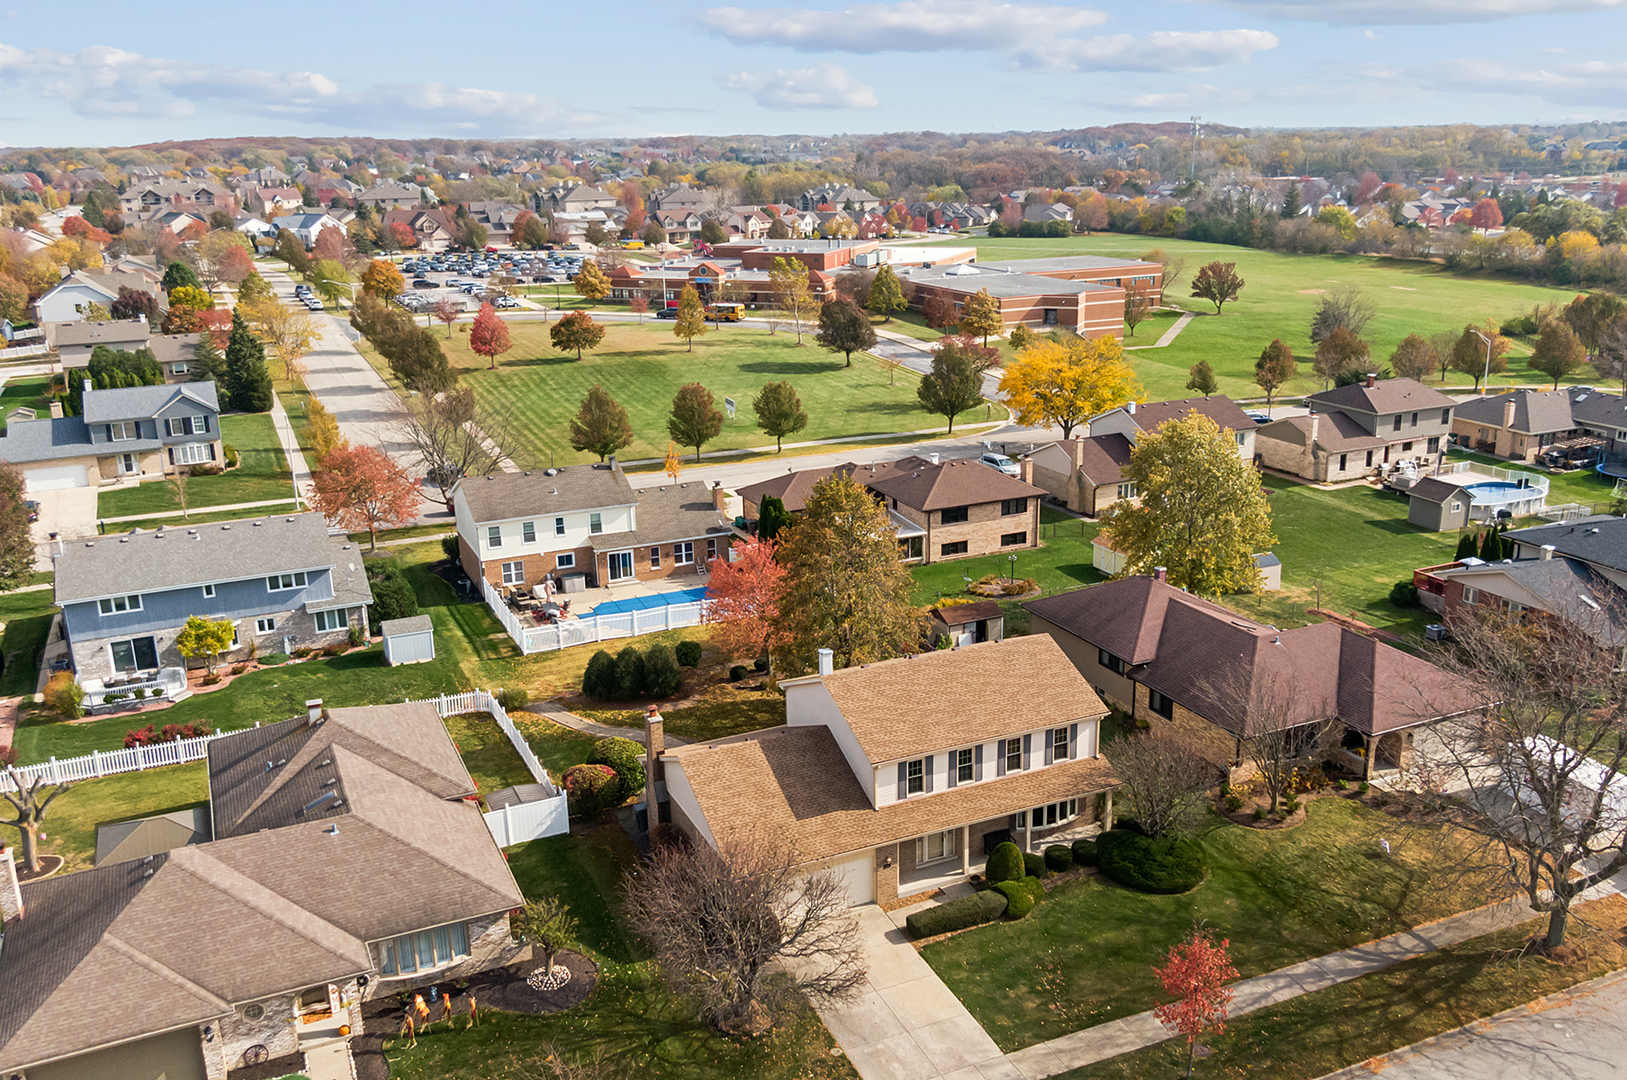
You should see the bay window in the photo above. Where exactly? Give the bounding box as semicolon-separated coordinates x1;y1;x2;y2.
378;921;470;976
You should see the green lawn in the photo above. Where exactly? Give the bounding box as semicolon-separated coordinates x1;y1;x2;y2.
967;235;1584;401
105;501;303;533
0;585;56;697
442;712;535;800
362;321;934;466
95;413;294;518
1057;895;1627;1080
921;798;1497;1052
10;762;210;872
578;694;786;743
0;374;56;433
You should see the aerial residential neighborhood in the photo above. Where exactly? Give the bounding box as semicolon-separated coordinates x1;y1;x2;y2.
3;8;1627;1080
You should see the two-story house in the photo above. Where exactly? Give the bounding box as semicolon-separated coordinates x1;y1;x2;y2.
53;513;372;684
652;636;1121;906
1087;394;1257;459
452;461;736;595
0;381;222;492
1255;375;1456;482
0;698;525;1080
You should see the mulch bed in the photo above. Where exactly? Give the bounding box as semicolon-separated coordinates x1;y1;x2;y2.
227;1051;305;1080
16;854;63;881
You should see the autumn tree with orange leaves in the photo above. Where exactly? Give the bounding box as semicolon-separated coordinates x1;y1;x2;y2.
703;537;789;673
1153;926;1238;1078
310;444;419;553
469;303;512;370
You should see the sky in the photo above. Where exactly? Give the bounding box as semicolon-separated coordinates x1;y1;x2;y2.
0;0;1622;146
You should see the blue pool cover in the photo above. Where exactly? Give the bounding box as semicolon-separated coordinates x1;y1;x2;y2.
590;586;708;616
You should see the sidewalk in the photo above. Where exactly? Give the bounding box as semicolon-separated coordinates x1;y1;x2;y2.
270;396;313;499
99;497;302;525
1125;310;1196;351
526;701;691;747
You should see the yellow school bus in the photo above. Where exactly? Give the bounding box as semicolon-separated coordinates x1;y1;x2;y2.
622;239;645;249
704;302;744;322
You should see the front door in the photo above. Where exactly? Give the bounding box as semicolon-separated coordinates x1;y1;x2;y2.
607;550;634;583
120;453;138;475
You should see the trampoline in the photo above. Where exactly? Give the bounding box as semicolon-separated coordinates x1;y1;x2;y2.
589;586;708;616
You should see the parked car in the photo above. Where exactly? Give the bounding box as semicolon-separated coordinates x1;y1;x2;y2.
493;296;521;309
1245;411;1273;425
979;452;1020;476
655;307;678;319
412;278;435;289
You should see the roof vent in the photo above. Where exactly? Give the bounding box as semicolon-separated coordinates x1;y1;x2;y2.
252;521;262;526
221;523;230;530
545;468;558;476
119;537;129;543
318;758;332;768
301;790;339;816
324;823;339;835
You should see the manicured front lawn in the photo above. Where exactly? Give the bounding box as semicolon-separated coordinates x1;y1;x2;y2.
1057;895;1627;1080
12;761;209;872
921;798;1497;1052
96;413;294;518
579;692;785;743
362;321;932;466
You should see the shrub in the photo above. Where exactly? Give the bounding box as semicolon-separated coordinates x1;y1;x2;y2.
614;647;647;700
675;640;703;668
189;462;222;477
1359;781;1371;795
643;644;682;698
1253;806;1266;820
440;534;460;562
1225;794;1245;811
258;652;290;666
366;559;418;631
124;722;212;748
1096;829;1208;894
582;650;617;700
753;657;768;672
1044;845;1073;873
293;646;314;658
348;624;365;647
1070;838;1099;867
1335;778;1350;791
995;876;1045;919
44;672;83;719
1389;580;1419;609
563;763;622;818
496;687;530;711
103;692;125;704
202;674;222;685
131;687;147;700
230;664;247;675
1285;797;1303;814
985;841;1025;884
904;889;1008;939
589;736;646;797
728;664;748;682
1023;851;1048;879
223;444;241;467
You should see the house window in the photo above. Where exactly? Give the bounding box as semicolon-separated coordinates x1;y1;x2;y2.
98;594;143;615
1428;437;1440;454
1017;799;1079;829
589;513;603;535
1052;727;1069;761
172;442;212;465
941;506;969;524
164;415;209;436
706;538;718;563
674;542;694;565
170;364;189;376
1000;498;1028;516
906;758;925;795
1116;482;1137;500
1441;409;1451;425
916;830;958;865
1393;415;1402;432
940;541;969;557
899;536;924;560
1043;309;1058;326
956;747;974;783
650;546;662;569
109;636;159;673
501;560;525;585
1098;649;1128;676
108;421;139;441
1411;412;1419;426
256;617;277;633
1148;689;1175;719
487;526;502;548
202;584;215;598
1450;501;1462;512
1004;737;1022;773
607;550;634;582
1339;453;1348;471
378;921;471;977
555;553;575;570
1365;450;1374;467
1402;441;1413;452
1462;586;1480;605
1001;532;1027;547
522;521;537;544
554;517;566;537
313;608;348;632
267;572;308;591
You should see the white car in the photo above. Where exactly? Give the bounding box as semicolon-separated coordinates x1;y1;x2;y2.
980;452;1020;476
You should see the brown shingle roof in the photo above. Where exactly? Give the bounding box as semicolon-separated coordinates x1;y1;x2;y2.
1453;389;1577;435
589;483;734;552
1068;433;1135;485
855;457;1044;512
1407;477;1471;504
455;461;634;523
667;724;1118;863
1122;395;1254;434
737;466;842;513
1309;377;1455;415
1263;411;1387;452
803;636;1108;762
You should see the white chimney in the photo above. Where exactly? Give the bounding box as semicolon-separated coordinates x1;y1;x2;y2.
306;698;324;725
0;846;23;922
817;648;834;676
928;452;940;465
1154;566;1167;582
1126;400;1137;415
1540;544;1555;561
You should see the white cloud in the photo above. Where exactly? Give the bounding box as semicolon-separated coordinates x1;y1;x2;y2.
701;0;1109;52
1016;29;1278;71
1426;55;1627;105
721;64;880;109
1192;0;1624;23
0;43;614;135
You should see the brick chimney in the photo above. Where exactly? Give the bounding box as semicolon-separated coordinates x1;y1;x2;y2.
49;400;63;419
1154;566;1167;583
1502;398;1517;429
1019;454;1034;484
0;845;23;922
644;705;664;818
711;481;729;513
1365;372;1377;389
1072;438;1087;471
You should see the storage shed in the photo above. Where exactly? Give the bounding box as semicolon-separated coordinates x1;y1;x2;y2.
381;614;435;666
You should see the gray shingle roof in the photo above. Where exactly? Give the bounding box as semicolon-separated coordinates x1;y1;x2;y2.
1453;389;1578;434
80;380;218;424
53;513;363;604
1506;516;1627;572
381;614;433;636
1407;477;1472;503
52;320;151;348
0;416;113;463
1569;390;1627;431
455;462;635;523
1309;377;1455;415
1445;557;1627;646
590;482;734;552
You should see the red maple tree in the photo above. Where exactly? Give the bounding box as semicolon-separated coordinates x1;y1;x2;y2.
468;302;512;370
1470;197;1504;233
1152;926;1238;1078
309;445;420;552
703;537;788;668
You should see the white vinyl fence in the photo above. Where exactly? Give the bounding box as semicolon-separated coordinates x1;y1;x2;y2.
478;572;711;655
1;729;235;792
484;796;569;847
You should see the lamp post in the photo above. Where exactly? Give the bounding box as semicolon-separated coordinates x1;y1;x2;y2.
1471;328;1495;394
1008;553;1018;585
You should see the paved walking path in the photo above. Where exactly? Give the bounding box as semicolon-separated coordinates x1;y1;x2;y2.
525;701;692;747
269;395;313;499
1125;310;1196;351
99;497;302;525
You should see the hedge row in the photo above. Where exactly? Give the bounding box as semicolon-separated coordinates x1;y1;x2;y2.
905;889;1008;939
1096;827;1208;894
582;644;683;701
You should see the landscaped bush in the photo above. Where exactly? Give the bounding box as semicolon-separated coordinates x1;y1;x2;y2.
293;645;314;658
582;650;617;700
321;642;347;657
643;644;683;698
230;664;247;675
257;652;290;666
752;657;768;672
44;672;83;719
124;722;212;748
189;462;222;477
1389;580;1419;609
1096;828;1208;894
995;876;1045;919
1044;845;1074;873
728;664;748;682
223;443;241;467
495;687;530;711
985;841;1025;884
365;559;418;631
675;640;703;668
1070;838;1099;867
1023;851;1049;879
904;889;1008;939
613;647;646;700
440;535;460;562
589;736;646;797
563;763;622;818
348;624;365;647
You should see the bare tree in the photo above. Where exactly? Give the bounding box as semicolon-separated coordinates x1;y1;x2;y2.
1309;285;1376;344
1123;281;1154;337
396;386;524;511
1104;726;1217;837
1216;669;1339;815
431;297;462;338
169;467;190;521
2;763;73;873
507;1044;625;1080
1416;605;1627;951
622;834;865;1032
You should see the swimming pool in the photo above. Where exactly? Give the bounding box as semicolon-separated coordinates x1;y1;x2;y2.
1465;478;1548;512
588;586;708;616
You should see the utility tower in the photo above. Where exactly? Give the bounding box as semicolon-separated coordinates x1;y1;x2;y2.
1190;116;1203;181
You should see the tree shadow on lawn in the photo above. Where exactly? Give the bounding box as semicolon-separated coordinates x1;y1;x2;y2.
736;358;850;376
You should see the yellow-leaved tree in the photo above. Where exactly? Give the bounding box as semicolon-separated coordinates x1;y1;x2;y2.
998;336;1142;438
1101;413;1276;596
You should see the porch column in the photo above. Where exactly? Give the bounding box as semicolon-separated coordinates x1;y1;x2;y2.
1101;789;1115;829
1024;812;1032;853
1362;735;1375;781
960;825;970;877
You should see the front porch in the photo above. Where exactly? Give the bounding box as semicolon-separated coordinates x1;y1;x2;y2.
895;794;1116;898
1331;727;1412;781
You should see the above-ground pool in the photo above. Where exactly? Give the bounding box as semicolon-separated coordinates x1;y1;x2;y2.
588;586;708;616
1465;478;1547;514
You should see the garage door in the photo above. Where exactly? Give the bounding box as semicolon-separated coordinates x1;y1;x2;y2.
24;463;89;491
27;1025;207;1080
813;851;875;906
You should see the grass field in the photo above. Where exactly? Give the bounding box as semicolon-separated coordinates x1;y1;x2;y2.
963;235;1583;401
0;374;56;433
362;321;932;466
30;763;210;872
95;413;294;518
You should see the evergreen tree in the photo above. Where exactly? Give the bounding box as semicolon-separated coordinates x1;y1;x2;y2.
1455;532;1478;559
224;311;273;413
1478;529;1501;563
162;260;201;292
1280;179;1302;219
756;495;791;540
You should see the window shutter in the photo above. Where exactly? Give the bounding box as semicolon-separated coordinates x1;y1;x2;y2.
1044;729;1054;766
105;424;113;440
163;418;173;437
208;443;216;461
1069;723;1078;760
996;742;1006;777
1022;733;1031;770
924;756;933;793
897;762;907;801
974;743;983;782
947;753;958;789
167;448;174;464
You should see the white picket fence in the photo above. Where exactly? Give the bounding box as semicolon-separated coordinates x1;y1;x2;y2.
419;688;557;795
1;728;235;791
478;571;711;654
